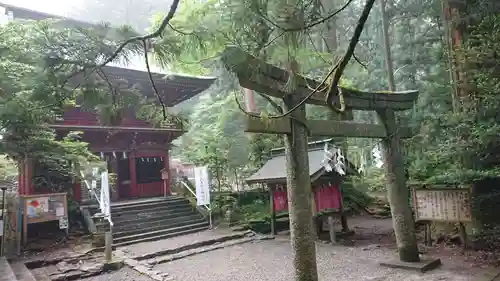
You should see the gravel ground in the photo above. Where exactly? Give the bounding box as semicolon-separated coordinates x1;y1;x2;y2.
76;267;154;281
154;237;479;281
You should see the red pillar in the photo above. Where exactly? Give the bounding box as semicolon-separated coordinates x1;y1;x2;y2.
163;149;171;196
129;151;137;198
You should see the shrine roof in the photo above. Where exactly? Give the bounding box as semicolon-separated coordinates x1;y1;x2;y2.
246;145;357;184
98;66;216;106
1;2;217;106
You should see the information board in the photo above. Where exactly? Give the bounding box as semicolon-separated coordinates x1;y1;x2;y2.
21;193;68;244
412;188;472;222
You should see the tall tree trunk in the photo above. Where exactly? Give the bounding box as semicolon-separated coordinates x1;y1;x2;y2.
280;0;318;279
379;0;420;262
284;93;318;281
321;0;351;232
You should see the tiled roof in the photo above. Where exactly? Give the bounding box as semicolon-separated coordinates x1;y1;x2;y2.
246;149;327;184
246;147;357;184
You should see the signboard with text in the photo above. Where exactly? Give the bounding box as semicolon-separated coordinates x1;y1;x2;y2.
194;166;210;206
22;193;68;245
412;188;472;222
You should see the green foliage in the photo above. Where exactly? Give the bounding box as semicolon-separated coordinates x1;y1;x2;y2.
351;168;386;193
0;155;17;180
0;19;169;191
406;1;500;184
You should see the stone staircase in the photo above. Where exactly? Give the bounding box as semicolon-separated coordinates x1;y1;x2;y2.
0;257;37;281
83;197;209;247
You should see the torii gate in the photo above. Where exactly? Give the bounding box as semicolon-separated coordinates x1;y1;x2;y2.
221;46;427;268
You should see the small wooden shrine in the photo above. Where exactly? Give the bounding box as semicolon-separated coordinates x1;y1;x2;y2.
246;139;357;237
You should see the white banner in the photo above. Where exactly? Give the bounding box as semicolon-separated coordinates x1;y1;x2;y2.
194;166;210;206
100;171;112;225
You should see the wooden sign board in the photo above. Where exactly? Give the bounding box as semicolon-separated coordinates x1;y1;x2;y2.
22;193;68;244
412;188;472;222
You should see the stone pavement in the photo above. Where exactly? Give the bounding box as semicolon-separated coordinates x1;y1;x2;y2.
117;228;239;257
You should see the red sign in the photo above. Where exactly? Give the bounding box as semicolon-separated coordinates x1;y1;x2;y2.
314;184;342;212
272;190;288;212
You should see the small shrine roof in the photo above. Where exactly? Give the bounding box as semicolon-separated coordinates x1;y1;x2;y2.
246;148;329;184
246;140;358;184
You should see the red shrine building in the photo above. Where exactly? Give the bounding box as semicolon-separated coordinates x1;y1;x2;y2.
4;4;216;202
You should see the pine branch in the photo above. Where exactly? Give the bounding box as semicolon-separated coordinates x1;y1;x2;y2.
142;40;168;121
257;0;354;32
97;0;181;69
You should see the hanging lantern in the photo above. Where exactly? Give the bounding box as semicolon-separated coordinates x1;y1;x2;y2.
100;152;104;159
122;151;127;159
112;151;117;159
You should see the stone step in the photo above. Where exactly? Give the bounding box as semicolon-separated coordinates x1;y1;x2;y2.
0;257;17;281
110;196;183;207
9;262;37;281
132;231;253;261
114;217;207;238
110;198;189;214
109;207;196;224
110;204;194;219
85;197;189;216
146;236;256;265
95;209;200;231
113;222;209;246
112;213;203;232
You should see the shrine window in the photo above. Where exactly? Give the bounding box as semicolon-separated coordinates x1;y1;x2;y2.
135;157;164;184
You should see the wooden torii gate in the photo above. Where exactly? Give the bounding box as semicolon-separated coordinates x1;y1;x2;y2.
221;47;421;265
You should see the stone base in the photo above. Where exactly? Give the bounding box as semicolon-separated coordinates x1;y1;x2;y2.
379;256;442;273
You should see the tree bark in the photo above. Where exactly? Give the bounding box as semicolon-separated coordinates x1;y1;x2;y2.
322;0;351;232
283;95;318;281
379;0;420;262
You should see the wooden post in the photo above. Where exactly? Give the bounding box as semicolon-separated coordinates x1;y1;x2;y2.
104;231;112;262
269;186;276;235
459;222;467;249
129;151;137;198
338;184;349;232
377;109;420;262
425;223;433;247
283;94;318;279
327;215;337;244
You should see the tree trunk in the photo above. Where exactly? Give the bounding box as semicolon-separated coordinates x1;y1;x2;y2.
283;94;318;281
322;0;351;232
379;0;420;262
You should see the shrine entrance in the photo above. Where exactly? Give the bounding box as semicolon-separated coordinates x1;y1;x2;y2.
221;46;421;263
